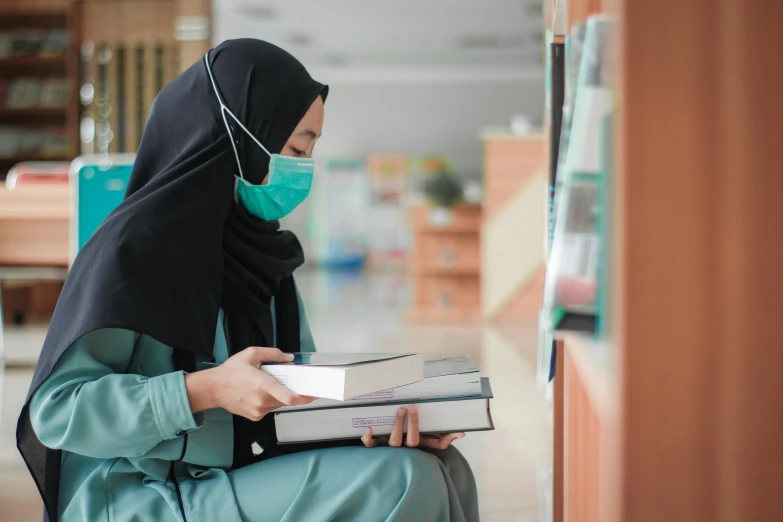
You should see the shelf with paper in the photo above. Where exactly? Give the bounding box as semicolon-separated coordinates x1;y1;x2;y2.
0;9;78;179
544;12;617;522
543;16;615;342
549;1;783;521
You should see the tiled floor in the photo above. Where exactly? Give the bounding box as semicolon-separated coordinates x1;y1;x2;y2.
0;269;552;521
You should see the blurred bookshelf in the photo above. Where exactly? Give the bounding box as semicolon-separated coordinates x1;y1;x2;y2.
543;2;616;522
544;0;783;521
0;7;79;179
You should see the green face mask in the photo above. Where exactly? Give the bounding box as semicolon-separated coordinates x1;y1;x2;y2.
234;155;314;221
205;53;314;221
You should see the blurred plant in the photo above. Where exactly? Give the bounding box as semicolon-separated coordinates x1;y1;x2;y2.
423;169;464;208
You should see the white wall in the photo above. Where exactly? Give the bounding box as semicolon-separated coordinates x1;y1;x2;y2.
212;0;545;178
313;77;544;178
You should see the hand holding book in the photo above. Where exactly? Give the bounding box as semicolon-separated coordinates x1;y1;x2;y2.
185;347;317;420
190;351;493;444
360;405;466;450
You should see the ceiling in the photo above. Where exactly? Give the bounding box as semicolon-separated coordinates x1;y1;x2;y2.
213;0;544;81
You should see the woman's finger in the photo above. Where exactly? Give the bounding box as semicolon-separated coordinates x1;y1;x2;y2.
405;405;420;448
258;394;286;412
258;372;313;406
388;408;407;447
245;346;294;366
360;428;389;448
361;427;379;448
420;432;466;450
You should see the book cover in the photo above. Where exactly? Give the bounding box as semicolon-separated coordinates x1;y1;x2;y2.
276;356;481;411
0;33;12;58
277;378;493;414
39;79;71;108
6;78;42;108
275;379;495;444
17;129;47;153
424;356;478;378
10;30;44;56
40;30;69;57
0;126;20;157
264;352;414;367
41;128;70;157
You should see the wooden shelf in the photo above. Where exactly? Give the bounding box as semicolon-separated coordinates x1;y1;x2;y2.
0;12;67;30
406;308;482;324
409;267;481;277
0;182;70;266
0;56;67;74
0;155;70;165
563;334;616;417
0;182;70;220
0;108;68;123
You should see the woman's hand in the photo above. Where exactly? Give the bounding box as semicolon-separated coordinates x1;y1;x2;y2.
360;405;465;450
185;347;316;421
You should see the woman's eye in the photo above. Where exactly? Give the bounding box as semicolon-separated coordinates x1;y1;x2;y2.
292;148;305;157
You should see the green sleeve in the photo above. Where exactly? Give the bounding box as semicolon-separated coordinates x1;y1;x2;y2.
296;285;316;353
29;328;201;459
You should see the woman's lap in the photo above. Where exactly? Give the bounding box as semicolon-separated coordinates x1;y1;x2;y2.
228;445;478;522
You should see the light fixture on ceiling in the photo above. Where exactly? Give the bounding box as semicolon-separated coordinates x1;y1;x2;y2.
456;34;527;50
236;4;278;19
323;53;349;67
528;28;544;42
288;33;314;47
174;16;211;42
522;1;544;15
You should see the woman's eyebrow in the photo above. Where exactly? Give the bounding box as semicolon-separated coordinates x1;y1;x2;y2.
296;129;321;140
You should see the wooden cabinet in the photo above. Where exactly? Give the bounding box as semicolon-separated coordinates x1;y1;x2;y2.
415;275;480;312
483;138;546;215
481;133;547;323
0;183;70;266
415;234;480;275
408;204;482;322
0;181;70;324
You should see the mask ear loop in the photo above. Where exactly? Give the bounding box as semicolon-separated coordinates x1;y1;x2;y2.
203;52;274;180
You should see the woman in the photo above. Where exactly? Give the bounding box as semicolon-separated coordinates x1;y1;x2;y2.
16;40;479;522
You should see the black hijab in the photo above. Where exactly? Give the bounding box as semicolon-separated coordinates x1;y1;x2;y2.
16;39;327;522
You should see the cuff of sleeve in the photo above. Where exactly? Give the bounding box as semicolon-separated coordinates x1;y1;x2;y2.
148;371;202;440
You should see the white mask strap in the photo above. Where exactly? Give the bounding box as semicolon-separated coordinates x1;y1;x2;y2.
204;52;274;180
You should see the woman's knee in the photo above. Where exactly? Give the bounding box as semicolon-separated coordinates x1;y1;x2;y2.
376;447;449;497
434;446;472;474
423;446;477;497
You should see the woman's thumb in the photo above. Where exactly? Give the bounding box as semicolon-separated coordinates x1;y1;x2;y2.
244;346;295;365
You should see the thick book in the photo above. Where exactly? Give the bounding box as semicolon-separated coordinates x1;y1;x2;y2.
261;352;424;401
277;356;482;411
274;378;494;444
6;78;42;108
39;78;71;108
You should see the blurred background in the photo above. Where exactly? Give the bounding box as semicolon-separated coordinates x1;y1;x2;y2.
0;1;551;521
3;1;783;522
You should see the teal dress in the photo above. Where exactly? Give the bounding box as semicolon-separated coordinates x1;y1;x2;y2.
29;294;479;522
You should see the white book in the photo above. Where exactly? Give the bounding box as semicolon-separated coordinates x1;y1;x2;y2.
261;352;424;401
275;378;494;444
277;356;482;411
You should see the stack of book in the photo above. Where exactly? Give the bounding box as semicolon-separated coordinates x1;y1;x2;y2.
0;29;70;58
0;126;70;159
264;354;494;444
3;77;72;109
